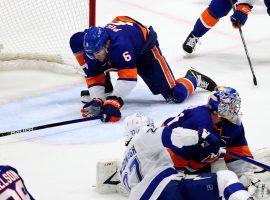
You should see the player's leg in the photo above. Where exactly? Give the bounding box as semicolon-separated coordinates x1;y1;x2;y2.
138;44;197;103
182;0;237;54
180;171;252;200
182;68;217;91
157;180;185;200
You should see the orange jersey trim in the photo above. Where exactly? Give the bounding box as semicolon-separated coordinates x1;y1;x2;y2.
152;46;176;88
176;77;195;96
201;8;219;28
188;160;207;170
224;146;253;161
118;68;137;79
237;5;251;15
75;52;86;66
85;74;105;86
112;16;148;40
167;149;188;168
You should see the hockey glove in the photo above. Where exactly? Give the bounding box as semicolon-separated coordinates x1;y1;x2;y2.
81;98;103;118
230;4;252;28
265;0;270;16
198;129;220;164
240;172;270;199
102;96;124;122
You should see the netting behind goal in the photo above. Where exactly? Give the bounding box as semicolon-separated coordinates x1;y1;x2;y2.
0;0;95;75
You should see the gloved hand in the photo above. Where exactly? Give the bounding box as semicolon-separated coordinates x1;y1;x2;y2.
249;179;270;199
197;129;220;163
265;0;270;16
230;4;252;28
81;98;103;118
102;96;124;122
240;172;270;199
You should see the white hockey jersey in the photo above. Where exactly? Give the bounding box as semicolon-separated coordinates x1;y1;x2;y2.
118;126;199;200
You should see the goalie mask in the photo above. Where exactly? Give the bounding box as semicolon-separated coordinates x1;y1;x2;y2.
84;26;108;59
208;86;241;125
124;113;155;146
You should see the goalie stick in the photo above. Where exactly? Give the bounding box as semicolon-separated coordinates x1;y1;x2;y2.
221;149;270;172
0;115;102;137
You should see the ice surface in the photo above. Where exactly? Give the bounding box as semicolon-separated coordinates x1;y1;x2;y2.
0;0;270;199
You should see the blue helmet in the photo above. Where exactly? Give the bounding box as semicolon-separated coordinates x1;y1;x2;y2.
208;86;241;125
83;26;108;59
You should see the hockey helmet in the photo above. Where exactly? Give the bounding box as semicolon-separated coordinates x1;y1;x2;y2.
208;86;241;125
83;26;108;59
124;113;155;146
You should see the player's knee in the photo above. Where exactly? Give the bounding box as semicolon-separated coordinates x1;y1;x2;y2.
69;31;85;53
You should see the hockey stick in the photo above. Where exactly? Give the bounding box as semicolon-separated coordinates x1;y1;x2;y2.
230;0;257;86
221;149;270;172
0;115;102;137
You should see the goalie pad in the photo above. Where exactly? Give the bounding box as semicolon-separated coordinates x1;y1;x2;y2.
96;159;120;193
96;159;128;196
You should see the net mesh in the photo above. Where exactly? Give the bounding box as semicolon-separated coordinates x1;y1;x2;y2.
0;0;91;74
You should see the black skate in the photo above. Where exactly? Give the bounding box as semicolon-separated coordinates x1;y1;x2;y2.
182;31;200;54
186;68;217;91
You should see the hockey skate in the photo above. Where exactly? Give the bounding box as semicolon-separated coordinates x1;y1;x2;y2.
186;68;217;91
182;31;200;54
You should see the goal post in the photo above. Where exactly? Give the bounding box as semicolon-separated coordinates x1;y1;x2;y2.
89;0;96;27
0;0;96;75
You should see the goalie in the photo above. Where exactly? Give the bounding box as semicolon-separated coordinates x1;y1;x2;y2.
163;86;270;199
97;113;257;200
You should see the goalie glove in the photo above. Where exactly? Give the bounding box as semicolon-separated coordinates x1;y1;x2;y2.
197;129;221;164
240;172;270;199
230;3;252;28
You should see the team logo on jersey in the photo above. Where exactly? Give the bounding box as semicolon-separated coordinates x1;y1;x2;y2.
103;171;120;185
184;174;212;181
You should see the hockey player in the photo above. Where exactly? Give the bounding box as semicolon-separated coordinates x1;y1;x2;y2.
0;165;35;199
182;0;255;54
119;113;254;200
163;86;270;199
70;16;217;123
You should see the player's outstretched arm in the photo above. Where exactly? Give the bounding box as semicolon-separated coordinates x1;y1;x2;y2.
230;3;253;28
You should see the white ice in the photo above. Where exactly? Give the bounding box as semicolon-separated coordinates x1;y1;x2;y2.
0;0;270;199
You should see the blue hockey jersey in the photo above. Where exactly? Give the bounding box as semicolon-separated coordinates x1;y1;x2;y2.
0;165;35;199
163;105;253;171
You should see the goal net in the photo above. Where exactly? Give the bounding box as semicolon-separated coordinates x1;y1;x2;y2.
0;0;95;75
